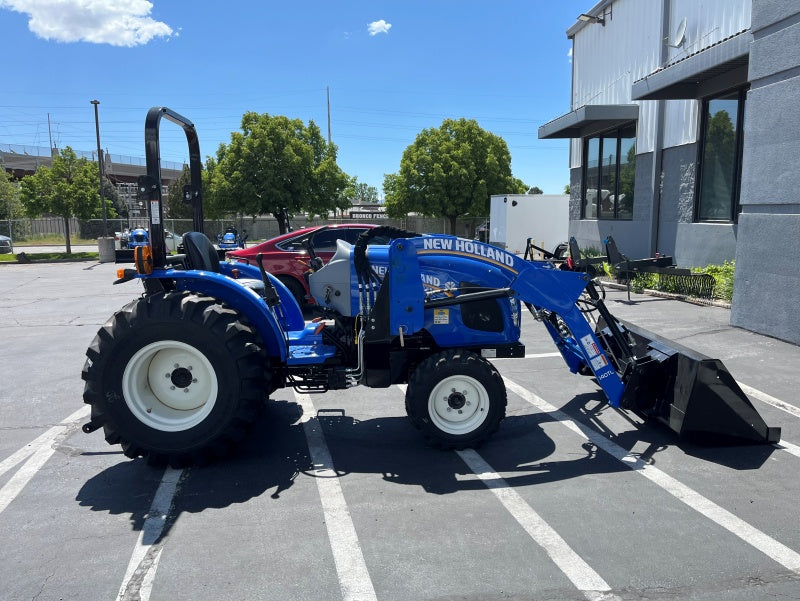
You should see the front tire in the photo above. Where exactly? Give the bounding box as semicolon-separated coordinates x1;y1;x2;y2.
82;291;268;466
405;350;506;449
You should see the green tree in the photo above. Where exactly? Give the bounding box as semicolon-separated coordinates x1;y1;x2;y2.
0;169;22;220
344;177;379;204
527;186;543;194
384;118;518;233
208;112;349;233
18;146;115;253
165;165;195;220
564;184;571;195
103;179;125;221
509;178;528;194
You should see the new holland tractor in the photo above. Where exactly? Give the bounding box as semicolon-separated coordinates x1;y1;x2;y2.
81;107;779;466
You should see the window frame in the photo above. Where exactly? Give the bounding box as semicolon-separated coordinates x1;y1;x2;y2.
694;87;747;223
580;124;636;221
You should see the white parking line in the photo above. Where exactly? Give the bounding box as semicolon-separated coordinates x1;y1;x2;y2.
0;406;89;515
504;378;800;574
294;390;378;601
776;440;800;459
737;381;800;419
116;466;184;601
0;406;89;480
457;449;620;601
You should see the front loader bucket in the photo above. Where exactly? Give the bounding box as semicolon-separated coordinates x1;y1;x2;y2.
618;321;780;445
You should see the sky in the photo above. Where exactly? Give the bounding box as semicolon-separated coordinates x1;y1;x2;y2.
0;1;584;197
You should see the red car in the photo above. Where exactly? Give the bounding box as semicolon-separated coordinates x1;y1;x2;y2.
226;224;378;306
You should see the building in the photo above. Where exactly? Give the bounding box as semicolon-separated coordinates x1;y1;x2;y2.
539;0;800;345
0;144;183;219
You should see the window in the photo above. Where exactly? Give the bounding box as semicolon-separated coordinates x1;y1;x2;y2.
582;125;636;219
696;89;746;222
311;229;347;251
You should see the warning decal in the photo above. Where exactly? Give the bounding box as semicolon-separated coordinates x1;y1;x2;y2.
150;201;161;224
433;309;450;325
590;354;609;371
580;334;601;358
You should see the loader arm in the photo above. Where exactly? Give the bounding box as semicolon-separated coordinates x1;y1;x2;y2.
507;259;627;406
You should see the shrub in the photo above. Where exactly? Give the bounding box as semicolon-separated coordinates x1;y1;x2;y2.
694;261;735;302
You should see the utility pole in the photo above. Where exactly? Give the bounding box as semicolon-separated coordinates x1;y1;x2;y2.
47;113;54;156
90;100;108;237
326;86;332;144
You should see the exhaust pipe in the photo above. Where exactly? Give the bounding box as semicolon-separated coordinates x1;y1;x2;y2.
613;321;781;445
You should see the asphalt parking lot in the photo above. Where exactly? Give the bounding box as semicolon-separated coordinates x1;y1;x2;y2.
1;260;799;601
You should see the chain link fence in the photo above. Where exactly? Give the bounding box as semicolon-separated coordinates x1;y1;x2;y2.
0;215;488;244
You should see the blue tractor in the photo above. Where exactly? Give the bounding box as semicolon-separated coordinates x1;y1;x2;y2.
217;226;246;250
81;107;779;466
126;227;150;249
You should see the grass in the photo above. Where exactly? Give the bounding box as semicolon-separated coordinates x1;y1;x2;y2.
0;251;99;263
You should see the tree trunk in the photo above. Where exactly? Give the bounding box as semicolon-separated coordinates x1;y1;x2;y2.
273;210;292;235
273;212;286;235
63;215;72;254
448;216;458;236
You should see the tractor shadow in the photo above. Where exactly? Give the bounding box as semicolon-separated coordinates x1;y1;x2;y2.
75;390;777;540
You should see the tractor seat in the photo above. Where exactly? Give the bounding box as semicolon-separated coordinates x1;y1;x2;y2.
182;231;266;294
182;232;220;272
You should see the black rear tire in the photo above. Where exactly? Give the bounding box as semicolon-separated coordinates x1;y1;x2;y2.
82;291;268;466
278;276;308;308
405;350;506;449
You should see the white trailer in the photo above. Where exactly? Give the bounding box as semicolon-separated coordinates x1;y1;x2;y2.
488;194;569;256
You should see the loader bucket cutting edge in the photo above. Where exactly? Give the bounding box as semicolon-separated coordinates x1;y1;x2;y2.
618;320;781;445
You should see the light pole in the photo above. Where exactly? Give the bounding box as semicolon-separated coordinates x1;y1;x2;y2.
90;99;108;237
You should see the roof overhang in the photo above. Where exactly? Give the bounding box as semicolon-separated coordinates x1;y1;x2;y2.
538;104;639;139
631;32;751;100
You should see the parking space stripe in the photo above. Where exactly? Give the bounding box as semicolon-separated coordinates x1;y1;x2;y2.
504;378;800;574
737;381;800;419
294;390;378;601
457;449;619;601
0;406;89;480
0;406;88;515
776;440;800;459
116;466;184;601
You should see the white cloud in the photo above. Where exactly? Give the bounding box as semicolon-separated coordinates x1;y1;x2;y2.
567;47;573;63
0;0;174;47
367;19;391;36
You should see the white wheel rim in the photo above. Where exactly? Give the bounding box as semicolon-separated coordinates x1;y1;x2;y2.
428;374;490;436
122;340;218;432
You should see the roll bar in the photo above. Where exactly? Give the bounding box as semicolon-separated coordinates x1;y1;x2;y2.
137;107;203;269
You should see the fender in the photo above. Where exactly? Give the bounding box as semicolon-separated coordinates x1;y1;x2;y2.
218;261;304;330
139;269;291;361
